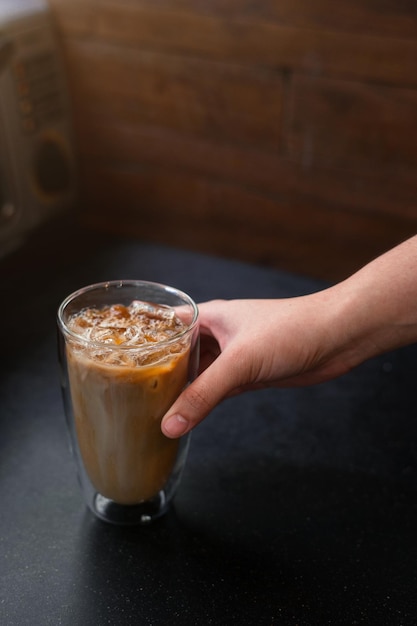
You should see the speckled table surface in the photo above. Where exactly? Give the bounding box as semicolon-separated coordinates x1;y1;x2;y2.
1;219;417;625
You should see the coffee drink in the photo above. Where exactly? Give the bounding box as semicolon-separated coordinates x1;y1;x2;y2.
65;300;191;505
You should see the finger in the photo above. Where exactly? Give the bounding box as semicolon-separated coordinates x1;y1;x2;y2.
161;354;236;438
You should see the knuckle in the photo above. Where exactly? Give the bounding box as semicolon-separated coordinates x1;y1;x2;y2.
183;382;212;415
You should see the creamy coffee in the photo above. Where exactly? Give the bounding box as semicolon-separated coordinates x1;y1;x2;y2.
65;301;190;505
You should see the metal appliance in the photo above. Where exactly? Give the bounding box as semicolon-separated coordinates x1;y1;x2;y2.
0;0;77;256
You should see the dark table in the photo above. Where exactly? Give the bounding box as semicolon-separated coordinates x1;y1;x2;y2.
1;218;417;625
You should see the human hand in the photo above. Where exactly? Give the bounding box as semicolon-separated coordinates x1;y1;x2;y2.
161;294;353;438
160;235;417;438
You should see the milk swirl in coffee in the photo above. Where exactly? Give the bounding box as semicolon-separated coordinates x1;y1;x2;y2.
65;301;191;505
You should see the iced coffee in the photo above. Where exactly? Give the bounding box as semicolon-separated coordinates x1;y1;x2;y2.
64;299;192;506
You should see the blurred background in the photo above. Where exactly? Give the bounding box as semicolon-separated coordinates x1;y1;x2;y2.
3;0;417;281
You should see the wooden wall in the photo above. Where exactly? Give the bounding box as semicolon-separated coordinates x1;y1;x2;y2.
48;0;417;281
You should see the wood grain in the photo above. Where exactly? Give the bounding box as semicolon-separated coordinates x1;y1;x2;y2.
80;163;416;281
65;42;283;150
288;77;417;172
47;0;417;280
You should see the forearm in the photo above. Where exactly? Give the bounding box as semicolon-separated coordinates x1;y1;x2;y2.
324;235;417;371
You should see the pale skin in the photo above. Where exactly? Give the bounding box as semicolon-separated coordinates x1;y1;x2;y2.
161;235;417;439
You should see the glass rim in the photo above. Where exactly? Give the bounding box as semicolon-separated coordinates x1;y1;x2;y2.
57;279;199;352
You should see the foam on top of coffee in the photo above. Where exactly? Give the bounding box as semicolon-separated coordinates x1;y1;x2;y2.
67;301;188;367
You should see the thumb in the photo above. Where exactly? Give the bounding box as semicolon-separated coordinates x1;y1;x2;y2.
161;354;235;438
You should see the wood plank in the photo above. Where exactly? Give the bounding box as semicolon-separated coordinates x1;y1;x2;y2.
64;42;283;150
78;164;417;281
47;0;417;280
61;42;417;217
106;0;417;40
288;76;417;172
49;0;417;86
73;118;417;222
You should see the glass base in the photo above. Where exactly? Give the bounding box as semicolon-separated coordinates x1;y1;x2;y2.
91;490;169;526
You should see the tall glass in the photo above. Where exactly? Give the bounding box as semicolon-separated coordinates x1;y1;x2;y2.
57;280;199;525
